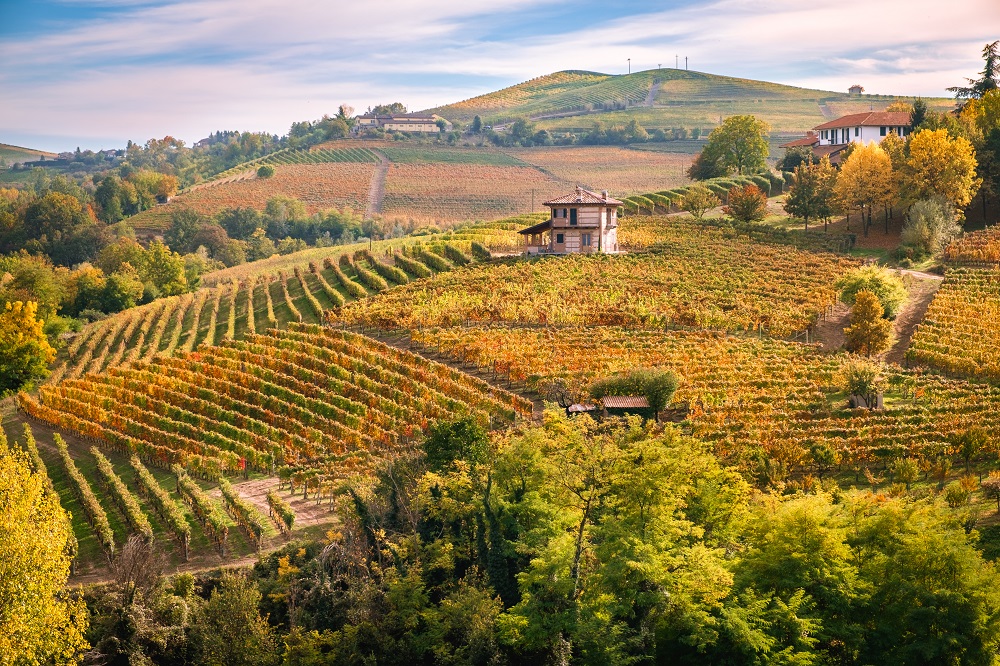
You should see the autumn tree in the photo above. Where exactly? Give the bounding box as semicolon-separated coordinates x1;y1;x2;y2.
960;89;1000;217
680;185;720;219
696;115;770;176
901;197;962;256
0;433;88;663
835;142;896;236
902;128;980;210
194;573;278;666
843;290;894;357
723;184;769;223
0;301;56;395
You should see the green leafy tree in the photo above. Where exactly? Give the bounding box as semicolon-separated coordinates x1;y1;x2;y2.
257;165;275;178
140;240;188;296
723;184;769;223
0;433;88;663
218;207;264;241
0;301;56;395
165;208;209;254
948;40;999;102
423;416;490;472
195;573;278;666
700;115;770;176
901;197;962;256
835;265;907;319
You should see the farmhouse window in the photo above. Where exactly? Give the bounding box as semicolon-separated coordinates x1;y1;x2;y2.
855;127;859;137
582;233;592;247
880;126;887;136
556;233;564;244
569;209;578;225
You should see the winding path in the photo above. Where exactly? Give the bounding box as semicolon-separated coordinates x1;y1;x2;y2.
885;270;943;365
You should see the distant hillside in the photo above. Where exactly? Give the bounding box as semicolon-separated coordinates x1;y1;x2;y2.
0;143;58;164
427;69;955;133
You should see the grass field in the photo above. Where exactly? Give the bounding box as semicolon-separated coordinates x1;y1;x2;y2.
0;142;57;163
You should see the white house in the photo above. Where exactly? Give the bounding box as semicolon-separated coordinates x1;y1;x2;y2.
355;112;449;133
518;187;623;255
780;111;912;165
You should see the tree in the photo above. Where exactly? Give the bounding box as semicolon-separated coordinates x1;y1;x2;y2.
423;416;491;472
953;427;989;474
140;240;188;296
843;290;894;357
835;264;907;318
195;573;278;666
785;162;824;229
890;457;920;490
723;184;769;223
961;90;1000;217
680;186;720;219
686;146;727;180
901;197;962;256
699;115;770;176
948;40;1000;102
471;115;483;134
0;301;55;395
910;98;929;129
257;165;275;178
165;208;209;254
218;207;264;241
0;433;88;663
903;128;980;210
840;357;888;409
776;145;816;171
834;142;896;237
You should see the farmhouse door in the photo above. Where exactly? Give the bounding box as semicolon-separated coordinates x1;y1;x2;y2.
565;233;580;253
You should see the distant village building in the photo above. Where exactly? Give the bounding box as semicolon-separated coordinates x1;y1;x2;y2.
354;112;449;133
779;111;912;165
519;187;623;254
848;84;865;95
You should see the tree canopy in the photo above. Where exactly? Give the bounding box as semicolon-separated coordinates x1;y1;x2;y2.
692;115;771;177
0;300;56;395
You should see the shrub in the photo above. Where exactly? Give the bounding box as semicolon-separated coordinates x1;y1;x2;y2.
590;368;679;422
840;357;887;408
901;197;961;256
257;165;275;178
680;186;720;220
723;184;769;223
749;174;772;196
835;265;907;319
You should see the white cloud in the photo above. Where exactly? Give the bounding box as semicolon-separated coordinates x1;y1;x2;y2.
2;0;997;150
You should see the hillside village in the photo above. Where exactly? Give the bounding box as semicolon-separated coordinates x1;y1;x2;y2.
2;15;1000;663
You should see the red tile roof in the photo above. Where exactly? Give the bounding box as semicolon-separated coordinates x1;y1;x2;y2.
518;219;553;235
544;187;624;206
813;111;911;131
601;395;650;409
780;133;820;148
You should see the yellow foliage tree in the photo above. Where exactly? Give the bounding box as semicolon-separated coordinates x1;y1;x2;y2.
844;290;894;357
903;128;980;209
0;301;56;395
0;432;88;663
834;142;896;236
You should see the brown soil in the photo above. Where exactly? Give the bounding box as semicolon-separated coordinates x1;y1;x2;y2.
810;301;851;352
365;150;389;217
885;270;943;365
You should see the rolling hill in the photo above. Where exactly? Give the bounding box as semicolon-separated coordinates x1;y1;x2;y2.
427;68;955;133
0;142;58;164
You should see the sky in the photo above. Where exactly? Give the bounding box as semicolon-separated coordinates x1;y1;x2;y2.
0;0;997;153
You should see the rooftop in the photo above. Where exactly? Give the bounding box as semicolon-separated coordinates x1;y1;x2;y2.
813;111;911;131
544;186;624;206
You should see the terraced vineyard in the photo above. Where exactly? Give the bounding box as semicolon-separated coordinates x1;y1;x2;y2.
23;324;530;480
408;324;1000;470
52;239;483;381
332;227;856;337
907;268;1000;382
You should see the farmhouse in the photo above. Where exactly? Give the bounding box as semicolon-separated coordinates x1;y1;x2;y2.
779;111;912;165
519;186;623;254
355;112;449;133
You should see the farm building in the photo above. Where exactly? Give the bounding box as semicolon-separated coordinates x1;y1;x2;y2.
849;84;865;95
355;112;449;133
519;187;623;255
780;111;912;165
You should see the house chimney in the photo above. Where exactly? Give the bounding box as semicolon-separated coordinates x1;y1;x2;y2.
601;190;609;200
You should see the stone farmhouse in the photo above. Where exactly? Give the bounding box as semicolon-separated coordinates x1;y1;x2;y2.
354;112;450;133
780;110;912;165
519;187;623;254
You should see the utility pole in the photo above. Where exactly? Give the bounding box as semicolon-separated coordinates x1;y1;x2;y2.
531;189;535;211
627;58;631;74
675;54;678;68
685;56;688;70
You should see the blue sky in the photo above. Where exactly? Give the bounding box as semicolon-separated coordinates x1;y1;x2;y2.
0;0;996;152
